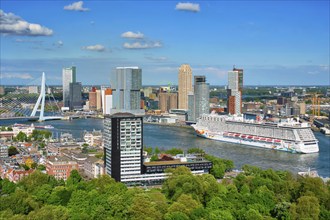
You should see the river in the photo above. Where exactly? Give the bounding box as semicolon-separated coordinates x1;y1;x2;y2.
1;118;329;177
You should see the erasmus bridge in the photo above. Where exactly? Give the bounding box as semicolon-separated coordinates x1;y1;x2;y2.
0;72;63;121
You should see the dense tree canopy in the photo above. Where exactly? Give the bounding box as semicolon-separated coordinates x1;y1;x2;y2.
0;163;329;220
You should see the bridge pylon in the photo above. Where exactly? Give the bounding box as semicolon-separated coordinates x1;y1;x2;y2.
31;72;46;121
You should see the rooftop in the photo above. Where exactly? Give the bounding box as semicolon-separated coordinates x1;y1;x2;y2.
144;158;210;166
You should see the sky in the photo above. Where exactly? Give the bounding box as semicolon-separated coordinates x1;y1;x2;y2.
0;1;329;86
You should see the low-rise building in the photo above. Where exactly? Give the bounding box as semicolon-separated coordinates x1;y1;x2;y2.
46;156;78;180
84;156;104;179
12;124;35;137
62;150;88;171
7;169;34;183
47;143;80;155
84;130;102;146
0;145;8;158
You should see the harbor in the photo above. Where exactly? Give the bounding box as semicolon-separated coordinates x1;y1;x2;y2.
1;118;329;177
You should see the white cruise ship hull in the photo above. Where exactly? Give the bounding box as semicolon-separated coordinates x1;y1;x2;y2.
192;127;319;154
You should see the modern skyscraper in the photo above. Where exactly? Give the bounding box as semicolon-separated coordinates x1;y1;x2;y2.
102;88;113;115
158;92;178;113
69;82;82;110
188;76;210;122
62;66;76;107
178;64;193;110
104;113;143;182
110;67;144;115
227;67;243;115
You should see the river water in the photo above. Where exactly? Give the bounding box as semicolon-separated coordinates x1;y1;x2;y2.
1;118;329;177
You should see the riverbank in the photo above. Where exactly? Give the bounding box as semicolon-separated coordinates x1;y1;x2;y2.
143;121;192;129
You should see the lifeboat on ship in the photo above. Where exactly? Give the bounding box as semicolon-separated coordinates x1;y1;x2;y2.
266;138;273;142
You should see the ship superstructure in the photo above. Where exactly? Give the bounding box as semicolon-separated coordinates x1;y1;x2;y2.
192;113;319;154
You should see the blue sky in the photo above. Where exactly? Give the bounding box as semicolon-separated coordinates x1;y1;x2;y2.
0;1;329;86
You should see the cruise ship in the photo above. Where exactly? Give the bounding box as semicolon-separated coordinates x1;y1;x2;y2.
191;112;319;154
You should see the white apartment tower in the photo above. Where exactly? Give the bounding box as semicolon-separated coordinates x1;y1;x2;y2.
104;113;143;182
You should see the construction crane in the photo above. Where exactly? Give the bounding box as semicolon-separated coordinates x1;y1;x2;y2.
311;93;321;117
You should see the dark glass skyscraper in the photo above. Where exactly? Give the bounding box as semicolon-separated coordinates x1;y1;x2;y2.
188;75;210;122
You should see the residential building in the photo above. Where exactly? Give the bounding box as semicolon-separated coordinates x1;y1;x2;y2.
110;67;144;115
158;92;178;113
89;89;97;110
104;112;212;185
69;82;82;110
46;156;78;181
84;157;104;179
62;66;76;107
84;130;102;146
104;113;143;182
188;76;210;122
96;89;102;111
178;64;193;110
7;169;34;183
28;86;38;94
0;145;8;158
0;86;4;95
102;88;113;115
227;67;243;115
12;124;35;137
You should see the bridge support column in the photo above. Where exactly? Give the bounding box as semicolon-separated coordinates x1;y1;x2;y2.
31;72;46;121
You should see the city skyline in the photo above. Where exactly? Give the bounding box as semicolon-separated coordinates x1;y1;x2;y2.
1;1;329;86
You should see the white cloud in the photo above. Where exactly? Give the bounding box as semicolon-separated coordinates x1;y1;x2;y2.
82;44;106;52
53;40;63;48
175;2;200;12
123;41;162;49
15;38;43;43
0;73;33;79
145;56;167;61
64;1;89;11
0;10;53;36
121;31;144;39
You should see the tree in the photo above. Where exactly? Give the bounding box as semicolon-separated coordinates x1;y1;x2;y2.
1;178;16;195
8;146;19;156
166;194;202;218
150;154;158;161
66;170;82;187
187;148;205;155
154;147;161;154
165;148;184;156
144;146;153;155
294;196;320;220
37;164;46;171
27;205;69;220
128;193;162;220
16;131;27;142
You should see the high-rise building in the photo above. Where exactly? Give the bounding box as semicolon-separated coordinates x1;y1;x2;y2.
158;92;178;113
102;88;113;115
96;90;102;111
188;76;210;122
89;90;97;110
178;64;193;110
104;113;143;182
69;82;82;110
110;67;143;115
0;86;5;95
62;66;76;107
227;67;243;115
